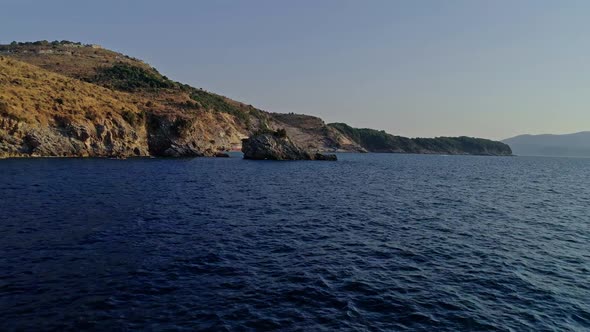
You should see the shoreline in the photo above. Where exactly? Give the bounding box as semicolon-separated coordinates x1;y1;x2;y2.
0;151;515;160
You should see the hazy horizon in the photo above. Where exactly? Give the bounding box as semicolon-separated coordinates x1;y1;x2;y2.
3;0;590;140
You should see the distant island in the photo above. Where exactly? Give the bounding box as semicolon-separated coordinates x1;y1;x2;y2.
0;40;512;158
503;132;590;158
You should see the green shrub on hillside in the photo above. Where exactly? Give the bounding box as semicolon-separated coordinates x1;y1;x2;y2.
189;89;252;125
274;128;287;138
121;109;145;127
93;63;175;92
172;117;196;136
252;128;288;138
190;90;236;113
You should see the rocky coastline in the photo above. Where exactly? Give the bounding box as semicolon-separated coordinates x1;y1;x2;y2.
242;130;337;161
0;41;513;159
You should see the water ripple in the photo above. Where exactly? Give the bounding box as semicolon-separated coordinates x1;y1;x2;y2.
0;154;589;331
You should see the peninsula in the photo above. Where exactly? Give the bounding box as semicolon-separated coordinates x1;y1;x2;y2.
0;41;512;158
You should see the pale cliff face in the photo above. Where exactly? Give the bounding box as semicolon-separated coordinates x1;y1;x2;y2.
268;113;366;153
241;132;337;161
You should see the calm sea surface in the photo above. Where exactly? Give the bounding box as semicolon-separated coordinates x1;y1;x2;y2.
1;154;589;331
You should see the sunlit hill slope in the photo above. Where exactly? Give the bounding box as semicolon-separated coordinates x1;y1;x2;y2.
0;41;512;157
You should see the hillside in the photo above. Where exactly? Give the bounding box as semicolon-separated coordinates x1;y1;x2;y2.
0;41;268;155
329;123;512;156
503;132;590;157
0;40;511;157
0;56;151;157
0;55;256;157
1;41;349;157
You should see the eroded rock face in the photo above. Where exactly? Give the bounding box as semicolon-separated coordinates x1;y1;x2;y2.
0;110;246;159
145;112;243;157
0;56;248;159
241;133;337;161
0;115;149;158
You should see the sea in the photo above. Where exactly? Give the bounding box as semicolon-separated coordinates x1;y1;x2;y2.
0;153;589;331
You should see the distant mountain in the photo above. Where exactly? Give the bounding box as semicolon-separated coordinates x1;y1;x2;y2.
503;132;590;157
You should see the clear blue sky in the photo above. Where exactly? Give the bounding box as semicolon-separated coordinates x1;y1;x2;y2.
3;0;590;139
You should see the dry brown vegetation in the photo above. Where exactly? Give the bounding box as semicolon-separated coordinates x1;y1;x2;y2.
1;42;263;127
1;42;154;82
0;42;512;157
0;56;148;126
7;41;489;156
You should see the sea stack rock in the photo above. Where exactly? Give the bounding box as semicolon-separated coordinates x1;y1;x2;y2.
242;130;337;161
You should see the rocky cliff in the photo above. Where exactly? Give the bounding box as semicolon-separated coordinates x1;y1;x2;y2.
0;42;265;157
242;130;337;161
0;41;512;158
268;113;365;152
0;41;342;157
0;57;149;157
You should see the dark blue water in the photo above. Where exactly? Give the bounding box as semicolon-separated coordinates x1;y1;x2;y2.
1;154;589;331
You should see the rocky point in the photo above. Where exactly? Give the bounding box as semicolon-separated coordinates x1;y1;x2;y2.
242;130;337;161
